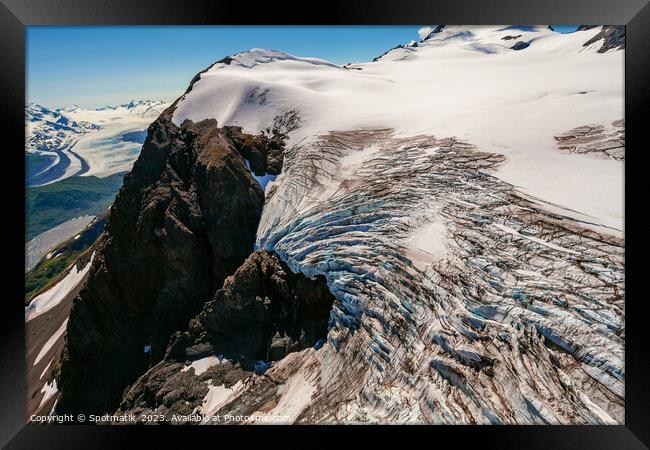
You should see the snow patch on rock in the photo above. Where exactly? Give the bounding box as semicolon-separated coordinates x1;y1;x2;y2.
34;318;68;366
38;379;58;410
25;252;95;322
180;356;221;376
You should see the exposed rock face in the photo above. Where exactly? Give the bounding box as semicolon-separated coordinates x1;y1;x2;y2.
581;25;625;52
57;110;284;415
222;126;284;177
115;249;335;420
510;41;530;50
372;44;408;63
423;25;446;40
168;249;334;367
116;359;251;422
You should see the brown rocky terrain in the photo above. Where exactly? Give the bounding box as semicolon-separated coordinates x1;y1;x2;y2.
578;25;625;52
56;107;287;415
167;249;334;368
115;249;334;420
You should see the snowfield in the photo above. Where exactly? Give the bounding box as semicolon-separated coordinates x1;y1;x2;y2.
172;26;623;233
38;379;58;409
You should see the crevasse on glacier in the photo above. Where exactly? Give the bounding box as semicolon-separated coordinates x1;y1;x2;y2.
255;129;623;424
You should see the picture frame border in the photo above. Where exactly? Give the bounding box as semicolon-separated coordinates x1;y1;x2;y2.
1;0;647;447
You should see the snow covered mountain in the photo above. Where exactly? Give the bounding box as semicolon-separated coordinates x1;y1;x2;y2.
26;103;100;183
173;25;623;233
26;100;168;186
47;26;624;424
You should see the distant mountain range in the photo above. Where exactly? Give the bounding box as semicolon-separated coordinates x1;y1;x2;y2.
26;100;168;186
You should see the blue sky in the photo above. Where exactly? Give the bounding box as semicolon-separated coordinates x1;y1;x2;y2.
27;25;580;108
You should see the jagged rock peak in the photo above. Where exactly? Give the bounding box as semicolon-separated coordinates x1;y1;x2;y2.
422;24;446;40
580;25;625;52
56;109;286;415
116;249;335;420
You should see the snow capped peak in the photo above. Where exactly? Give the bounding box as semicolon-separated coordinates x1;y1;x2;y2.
58;104;81;113
369;24;621;63
59;100;168;121
111;100;168;118
208;48;342;72
172;25;623;233
26;103;97;133
27;100;167;115
420;24;446;40
118;99;167;110
26;99;169;185
27;100;167;131
25;103;49;117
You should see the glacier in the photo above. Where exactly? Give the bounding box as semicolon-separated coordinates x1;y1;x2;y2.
26;100;168;186
163;25;625;424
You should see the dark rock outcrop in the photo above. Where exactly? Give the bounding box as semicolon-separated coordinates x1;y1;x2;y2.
372;25;444;62
116;358;250;422
423;25;446;40
501;34;522;41
372;44;406;63
115;249;335;419
57;108;285;415
167;249;335;370
580;25;625;52
222;126;284;176
510;41;530;51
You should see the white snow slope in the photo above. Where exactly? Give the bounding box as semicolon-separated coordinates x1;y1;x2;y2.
25;252;95;322
172;26;623;234
34;319;69;366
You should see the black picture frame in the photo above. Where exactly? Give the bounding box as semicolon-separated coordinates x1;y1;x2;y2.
1;0;647;447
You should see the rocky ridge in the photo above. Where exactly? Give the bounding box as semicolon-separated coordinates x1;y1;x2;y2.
116;249;335;419
578;25;625;52
56;107;287;415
